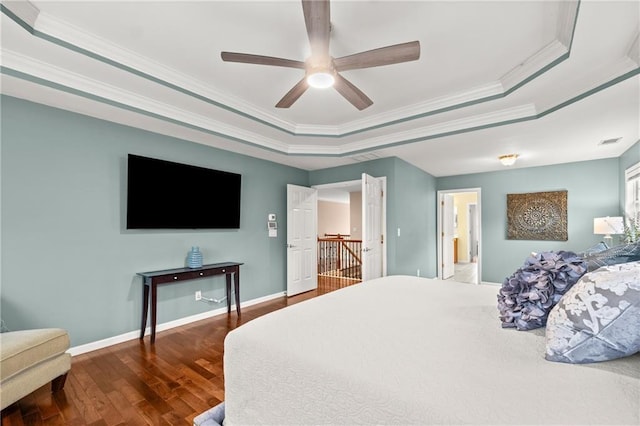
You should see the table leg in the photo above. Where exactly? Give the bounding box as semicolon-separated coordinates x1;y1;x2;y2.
150;283;158;344
140;281;150;339
226;273;232;314
234;270;241;316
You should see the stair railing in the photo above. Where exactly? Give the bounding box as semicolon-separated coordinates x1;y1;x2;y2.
318;237;362;279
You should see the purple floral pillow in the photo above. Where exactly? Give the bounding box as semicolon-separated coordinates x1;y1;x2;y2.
497;251;587;330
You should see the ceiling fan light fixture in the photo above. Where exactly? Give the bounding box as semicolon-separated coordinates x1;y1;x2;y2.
220;1;420;109
499;154;519;166
307;71;335;89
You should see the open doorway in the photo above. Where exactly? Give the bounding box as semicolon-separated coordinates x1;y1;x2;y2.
286;176;387;297
309;176;386;293
316;181;362;292
437;189;482;284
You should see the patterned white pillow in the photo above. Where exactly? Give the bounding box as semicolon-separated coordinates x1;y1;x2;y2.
545;261;640;363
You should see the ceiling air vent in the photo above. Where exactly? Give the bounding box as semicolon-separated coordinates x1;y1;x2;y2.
350;153;381;162
599;137;622;146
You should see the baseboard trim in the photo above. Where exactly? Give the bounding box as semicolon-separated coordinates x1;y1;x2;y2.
68;291;286;356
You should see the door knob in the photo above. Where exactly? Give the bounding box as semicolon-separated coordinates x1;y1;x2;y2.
362;247;371;252
286;244;295;248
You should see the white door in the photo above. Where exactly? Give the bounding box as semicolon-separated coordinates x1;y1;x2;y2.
361;173;384;281
287;184;318;296
441;194;455;279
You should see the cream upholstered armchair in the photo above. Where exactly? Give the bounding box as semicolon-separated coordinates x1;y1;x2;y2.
0;328;71;410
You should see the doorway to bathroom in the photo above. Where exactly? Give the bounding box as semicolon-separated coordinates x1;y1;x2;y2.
437;188;481;284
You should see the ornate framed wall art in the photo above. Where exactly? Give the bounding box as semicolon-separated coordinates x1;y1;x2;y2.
507;190;568;240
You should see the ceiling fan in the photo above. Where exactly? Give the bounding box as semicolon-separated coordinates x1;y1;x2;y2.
220;0;420;110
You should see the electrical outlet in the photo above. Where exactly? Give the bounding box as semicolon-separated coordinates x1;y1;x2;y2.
195;290;202;301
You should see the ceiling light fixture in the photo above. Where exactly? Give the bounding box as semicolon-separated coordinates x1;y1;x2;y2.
599;137;622;146
499;154;518;166
307;71;335;89
306;61;335;89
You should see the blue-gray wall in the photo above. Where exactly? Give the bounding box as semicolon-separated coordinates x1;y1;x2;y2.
437;159;621;283
309;157;437;278
1;95;633;348
1;96;308;346
619;140;640;214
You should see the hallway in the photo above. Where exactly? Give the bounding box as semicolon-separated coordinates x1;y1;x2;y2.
448;262;478;284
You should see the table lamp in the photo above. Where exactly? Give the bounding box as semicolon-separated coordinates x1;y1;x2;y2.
593;216;624;247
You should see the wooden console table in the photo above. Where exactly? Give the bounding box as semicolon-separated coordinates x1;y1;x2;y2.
137;262;243;343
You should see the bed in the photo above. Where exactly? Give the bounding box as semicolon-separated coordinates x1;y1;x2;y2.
223;276;640;425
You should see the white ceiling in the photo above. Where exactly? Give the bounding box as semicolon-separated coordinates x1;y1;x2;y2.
1;0;638;176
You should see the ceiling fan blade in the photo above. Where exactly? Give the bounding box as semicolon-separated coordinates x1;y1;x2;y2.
334;41;421;72
276;78;309;108
333;73;373;110
302;0;330;58
221;52;305;69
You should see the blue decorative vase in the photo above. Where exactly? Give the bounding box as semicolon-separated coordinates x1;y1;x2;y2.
187;246;203;268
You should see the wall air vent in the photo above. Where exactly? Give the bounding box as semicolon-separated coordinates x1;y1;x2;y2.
599;137;622;146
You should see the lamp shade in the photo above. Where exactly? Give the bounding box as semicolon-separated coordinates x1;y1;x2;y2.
593;216;624;236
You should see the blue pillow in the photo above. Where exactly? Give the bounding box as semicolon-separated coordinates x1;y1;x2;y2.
579;241;609;256
545;261;640;363
582;242;640;272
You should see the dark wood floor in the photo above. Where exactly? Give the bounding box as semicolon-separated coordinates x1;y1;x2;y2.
1;277;358;426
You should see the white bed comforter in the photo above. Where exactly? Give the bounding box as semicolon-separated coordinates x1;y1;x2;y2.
224;276;640;425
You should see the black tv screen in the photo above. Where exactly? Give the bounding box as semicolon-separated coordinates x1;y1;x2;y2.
126;154;241;229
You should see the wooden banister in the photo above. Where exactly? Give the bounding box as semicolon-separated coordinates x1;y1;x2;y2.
317;238;362;279
340;241;361;264
323;233;351;239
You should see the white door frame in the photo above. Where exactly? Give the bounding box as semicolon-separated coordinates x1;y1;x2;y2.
313;178;387;278
441;193;455;279
437;188;482;284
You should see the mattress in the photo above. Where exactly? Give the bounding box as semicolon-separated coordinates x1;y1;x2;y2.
223;276;640;425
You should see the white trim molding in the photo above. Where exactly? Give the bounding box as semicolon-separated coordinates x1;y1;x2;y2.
68;291;286;356
556;0;580;48
500;40;568;92
1;0;580;138
627;32;639;66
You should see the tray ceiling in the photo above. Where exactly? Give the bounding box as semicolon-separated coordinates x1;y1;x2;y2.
1;0;638;176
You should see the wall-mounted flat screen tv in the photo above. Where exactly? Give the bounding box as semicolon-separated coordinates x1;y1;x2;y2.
126;154;241;229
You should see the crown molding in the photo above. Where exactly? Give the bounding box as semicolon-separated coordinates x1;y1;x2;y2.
286;144;341;155
294;123;342;136
499;39;568;93
533;57;639;113
4;56;636;159
1;1;578;139
295;81;505;137
1;0;39;28
327;104;538;155
1;48;291;154
628;32;639;65
31;9;300;134
556;0;580;49
298;35;568;137
287;104;538;156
